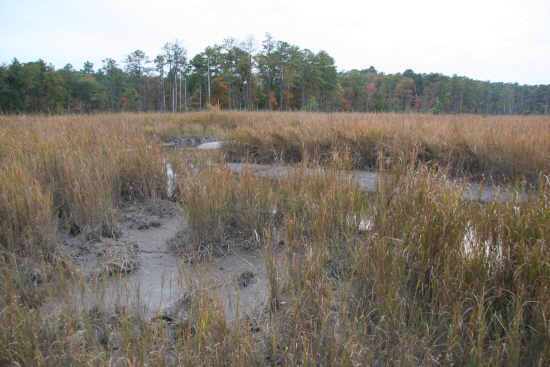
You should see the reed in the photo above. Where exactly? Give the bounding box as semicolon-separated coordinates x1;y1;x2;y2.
0;114;173;247
222;112;550;186
0;112;549;366
173;154;278;257
224;150;548;366
0;162;56;254
345;153;550;365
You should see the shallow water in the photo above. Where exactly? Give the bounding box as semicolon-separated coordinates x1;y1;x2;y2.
196;141;221;149
225;162;519;202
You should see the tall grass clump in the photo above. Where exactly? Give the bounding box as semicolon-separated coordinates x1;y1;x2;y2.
232;150;548;366
223;112;550;186
0;162;56;254
174;154;372;364
341;153;550;365
278;155;367;248
173;276;263;366
0;114;172;243
173;154;278;256
174;148;367;257
116;136;167;201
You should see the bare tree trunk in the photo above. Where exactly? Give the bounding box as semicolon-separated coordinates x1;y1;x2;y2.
301;78;306;110
67;73;71;112
162;73;166;112
175;73;178;112
207;58;211;104
267;78;271;110
249;80;252;110
279;69;284;111
108;72;114;112
184;77;188;112
179;75;183;111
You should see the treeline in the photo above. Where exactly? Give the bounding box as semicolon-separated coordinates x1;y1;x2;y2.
1;34;549;115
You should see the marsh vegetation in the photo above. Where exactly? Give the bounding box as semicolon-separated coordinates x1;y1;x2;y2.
1;112;549;366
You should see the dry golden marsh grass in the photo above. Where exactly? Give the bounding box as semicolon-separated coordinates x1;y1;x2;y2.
223;112;550;185
0;112;549;366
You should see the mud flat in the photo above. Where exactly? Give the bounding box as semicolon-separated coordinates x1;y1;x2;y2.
48;203;270;322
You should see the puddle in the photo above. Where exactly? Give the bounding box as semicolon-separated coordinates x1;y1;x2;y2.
166;162;176;197
461;224;503;271
358;216;373;231
196;141;221;149
162;140;221;151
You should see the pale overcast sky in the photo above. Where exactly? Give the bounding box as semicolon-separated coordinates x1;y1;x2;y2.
1;0;549;85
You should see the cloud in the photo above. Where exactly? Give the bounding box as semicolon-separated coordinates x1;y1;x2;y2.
1;0;549;84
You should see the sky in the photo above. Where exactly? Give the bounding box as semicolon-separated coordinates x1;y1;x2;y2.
1;0;549;85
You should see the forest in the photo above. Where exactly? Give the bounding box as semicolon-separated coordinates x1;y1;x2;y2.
1;34;549;115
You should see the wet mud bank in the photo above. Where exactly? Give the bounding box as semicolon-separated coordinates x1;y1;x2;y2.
51;201;270;322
